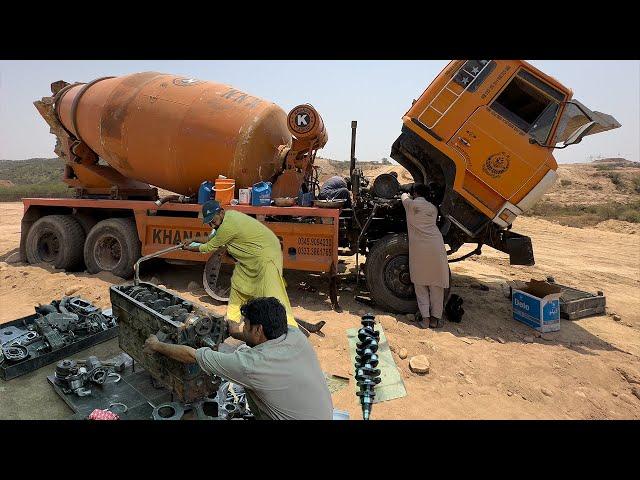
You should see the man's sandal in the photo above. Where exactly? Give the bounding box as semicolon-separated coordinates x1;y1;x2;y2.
429;316;444;328
416;311;428;329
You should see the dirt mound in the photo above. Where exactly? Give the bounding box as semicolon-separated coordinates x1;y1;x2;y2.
314;158;411;184
594;219;638;234
545;162;640;206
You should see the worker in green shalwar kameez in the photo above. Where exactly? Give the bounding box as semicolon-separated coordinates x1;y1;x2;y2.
184;200;297;340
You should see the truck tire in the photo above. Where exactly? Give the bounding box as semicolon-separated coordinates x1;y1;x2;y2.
365;233;417;313
84;218;141;278
25;215;86;271
73;212;98;236
365;233;451;314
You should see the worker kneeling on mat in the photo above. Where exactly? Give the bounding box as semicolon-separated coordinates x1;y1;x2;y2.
143;297;333;420
184;200;298;339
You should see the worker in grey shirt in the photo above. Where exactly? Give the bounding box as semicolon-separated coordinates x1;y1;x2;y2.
143;297;333;420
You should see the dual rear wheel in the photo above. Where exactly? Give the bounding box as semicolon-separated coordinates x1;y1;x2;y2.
25;215;140;278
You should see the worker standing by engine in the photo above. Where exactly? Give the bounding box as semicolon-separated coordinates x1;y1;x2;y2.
400;183;449;329
184;201;297;340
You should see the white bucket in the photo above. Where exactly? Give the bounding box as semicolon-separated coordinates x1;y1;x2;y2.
239;188;251;205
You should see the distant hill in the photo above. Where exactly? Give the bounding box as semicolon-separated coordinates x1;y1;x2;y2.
0;157;70;201
0;157;64;184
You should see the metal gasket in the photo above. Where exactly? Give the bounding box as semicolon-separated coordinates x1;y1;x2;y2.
152;402;185;421
108;402;128;414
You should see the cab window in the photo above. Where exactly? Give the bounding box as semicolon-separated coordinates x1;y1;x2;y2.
490;70;565;143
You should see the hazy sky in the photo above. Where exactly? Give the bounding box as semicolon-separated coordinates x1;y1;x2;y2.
1;60;637;164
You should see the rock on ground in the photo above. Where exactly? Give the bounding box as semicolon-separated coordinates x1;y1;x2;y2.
64;285;82;296
398;348;408;360
409;355;430;374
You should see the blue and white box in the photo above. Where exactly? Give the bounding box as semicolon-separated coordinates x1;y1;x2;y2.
512;280;562;333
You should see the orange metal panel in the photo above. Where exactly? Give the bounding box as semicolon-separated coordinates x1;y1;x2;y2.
23;198;340;274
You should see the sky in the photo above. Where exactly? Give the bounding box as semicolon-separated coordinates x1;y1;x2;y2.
0;60;638;164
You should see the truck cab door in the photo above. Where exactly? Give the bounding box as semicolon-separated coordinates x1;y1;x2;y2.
447;69;565;214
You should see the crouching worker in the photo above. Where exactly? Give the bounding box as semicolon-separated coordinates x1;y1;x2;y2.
400;183;450;329
143;297;333;420
318;175;352;207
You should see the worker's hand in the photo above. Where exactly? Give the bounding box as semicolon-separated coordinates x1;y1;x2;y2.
183;242;202;252
225;319;244;341
143;334;160;354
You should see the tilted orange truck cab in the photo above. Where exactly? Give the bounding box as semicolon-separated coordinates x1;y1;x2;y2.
391;60;620;263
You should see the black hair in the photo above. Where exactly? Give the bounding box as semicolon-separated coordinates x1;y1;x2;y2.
343;176;352;190
412;183;430;199
240;297;288;340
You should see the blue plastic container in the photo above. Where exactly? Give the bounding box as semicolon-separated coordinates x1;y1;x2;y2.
251;181;272;206
198;180;214;204
298;191;314;207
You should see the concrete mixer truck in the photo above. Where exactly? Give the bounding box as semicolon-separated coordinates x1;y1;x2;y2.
22;61;621;313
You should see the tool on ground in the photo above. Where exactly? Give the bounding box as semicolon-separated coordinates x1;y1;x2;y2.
295;318;326;334
354;313;381;420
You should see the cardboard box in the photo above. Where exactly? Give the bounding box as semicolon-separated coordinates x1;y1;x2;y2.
512;279;562;333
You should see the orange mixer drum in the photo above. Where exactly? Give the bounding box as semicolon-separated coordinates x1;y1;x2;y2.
55;72;292;195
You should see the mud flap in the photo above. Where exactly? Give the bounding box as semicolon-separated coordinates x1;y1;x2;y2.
505;233;535;266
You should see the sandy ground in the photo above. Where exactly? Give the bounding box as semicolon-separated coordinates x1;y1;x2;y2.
1;201;639;419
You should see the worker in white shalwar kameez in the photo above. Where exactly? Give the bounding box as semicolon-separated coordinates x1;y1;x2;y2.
400;183;450;329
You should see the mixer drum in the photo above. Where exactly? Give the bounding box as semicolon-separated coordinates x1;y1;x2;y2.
56;72;292;195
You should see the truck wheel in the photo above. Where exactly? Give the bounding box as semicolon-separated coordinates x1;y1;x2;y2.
73;212;98;236
25;215;86;270
366;233;452;314
84;218;141;278
365;233;417;313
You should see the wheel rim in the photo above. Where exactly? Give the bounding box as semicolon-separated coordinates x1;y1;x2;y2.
37;230;60;263
93;235;122;271
383;255;415;299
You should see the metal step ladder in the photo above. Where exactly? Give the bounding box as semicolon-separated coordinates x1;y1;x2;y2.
419;60;493;129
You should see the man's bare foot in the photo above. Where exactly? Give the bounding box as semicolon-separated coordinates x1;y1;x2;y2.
417;320;429;329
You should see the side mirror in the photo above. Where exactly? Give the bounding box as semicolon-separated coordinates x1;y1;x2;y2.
563;121;597;146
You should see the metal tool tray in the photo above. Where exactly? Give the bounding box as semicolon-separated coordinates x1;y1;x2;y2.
553;282;607;320
0;312;118;381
